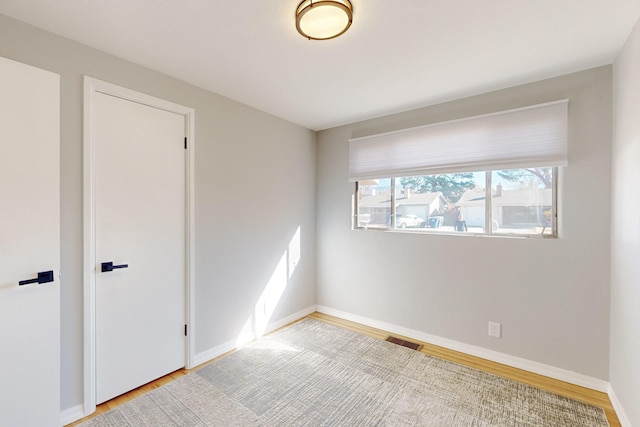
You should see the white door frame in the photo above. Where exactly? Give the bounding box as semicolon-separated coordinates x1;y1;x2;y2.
83;76;196;416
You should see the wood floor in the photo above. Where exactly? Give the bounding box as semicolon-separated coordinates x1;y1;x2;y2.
67;312;620;426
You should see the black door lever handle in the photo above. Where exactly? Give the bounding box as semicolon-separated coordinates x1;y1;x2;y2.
101;262;129;273
19;270;54;286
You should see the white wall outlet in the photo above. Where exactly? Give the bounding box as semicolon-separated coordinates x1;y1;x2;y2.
488;321;502;338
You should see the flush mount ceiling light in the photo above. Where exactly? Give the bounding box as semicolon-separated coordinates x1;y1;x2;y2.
296;0;353;40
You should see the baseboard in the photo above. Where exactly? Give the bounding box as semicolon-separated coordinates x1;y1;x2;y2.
60;404;84;426
193;338;238;367
265;305;318;333
608;384;632;427
316;305;609;393
193;305;317;368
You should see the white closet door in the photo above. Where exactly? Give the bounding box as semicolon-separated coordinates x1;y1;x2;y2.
93;92;186;404
0;57;60;427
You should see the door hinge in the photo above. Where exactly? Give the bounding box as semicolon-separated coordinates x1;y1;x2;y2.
184;137;187;149
184;324;188;336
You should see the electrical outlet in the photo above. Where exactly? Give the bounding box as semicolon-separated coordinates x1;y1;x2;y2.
488;321;502;338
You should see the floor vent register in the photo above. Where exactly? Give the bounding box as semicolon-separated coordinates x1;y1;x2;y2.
385;336;423;351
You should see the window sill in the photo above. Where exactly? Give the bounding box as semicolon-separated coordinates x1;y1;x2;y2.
351;227;557;239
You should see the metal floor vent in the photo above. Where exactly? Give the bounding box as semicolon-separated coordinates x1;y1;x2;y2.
386;336;423;351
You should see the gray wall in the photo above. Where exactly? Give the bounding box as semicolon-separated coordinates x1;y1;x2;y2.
317;67;612;380
0;14;316;411
611;16;640;426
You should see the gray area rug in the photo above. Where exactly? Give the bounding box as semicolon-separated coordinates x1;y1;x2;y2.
79;318;609;426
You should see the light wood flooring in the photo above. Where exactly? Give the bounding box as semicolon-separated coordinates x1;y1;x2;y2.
67;312;620;426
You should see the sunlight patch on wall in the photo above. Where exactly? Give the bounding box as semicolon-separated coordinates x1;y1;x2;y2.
254;251;288;337
288;226;301;279
236;226;302;346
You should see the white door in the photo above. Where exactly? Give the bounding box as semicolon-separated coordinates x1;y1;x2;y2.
93;92;186;404
0;57;60;427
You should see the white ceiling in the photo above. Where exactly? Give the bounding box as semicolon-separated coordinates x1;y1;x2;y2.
1;1;639;130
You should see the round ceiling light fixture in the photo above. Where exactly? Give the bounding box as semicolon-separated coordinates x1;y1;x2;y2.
296;0;353;40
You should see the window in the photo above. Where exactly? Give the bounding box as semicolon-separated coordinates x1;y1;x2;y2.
349;101;567;238
355;168;556;236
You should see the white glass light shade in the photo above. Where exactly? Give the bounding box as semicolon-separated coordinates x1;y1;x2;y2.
296;0;353;40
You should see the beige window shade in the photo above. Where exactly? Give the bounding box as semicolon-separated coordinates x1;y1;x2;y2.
348;100;568;182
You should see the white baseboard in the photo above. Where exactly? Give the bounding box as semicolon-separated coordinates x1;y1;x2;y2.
608;384;632;427
193;305;317;368
265;305;318;334
193;337;238;367
316;305;609;393
60;404;84;426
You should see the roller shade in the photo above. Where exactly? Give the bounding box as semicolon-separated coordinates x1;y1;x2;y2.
348;100;568;182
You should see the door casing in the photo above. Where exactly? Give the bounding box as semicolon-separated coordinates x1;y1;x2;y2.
83;76;196;416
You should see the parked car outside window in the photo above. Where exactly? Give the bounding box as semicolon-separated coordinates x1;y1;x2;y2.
396;214;424;228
